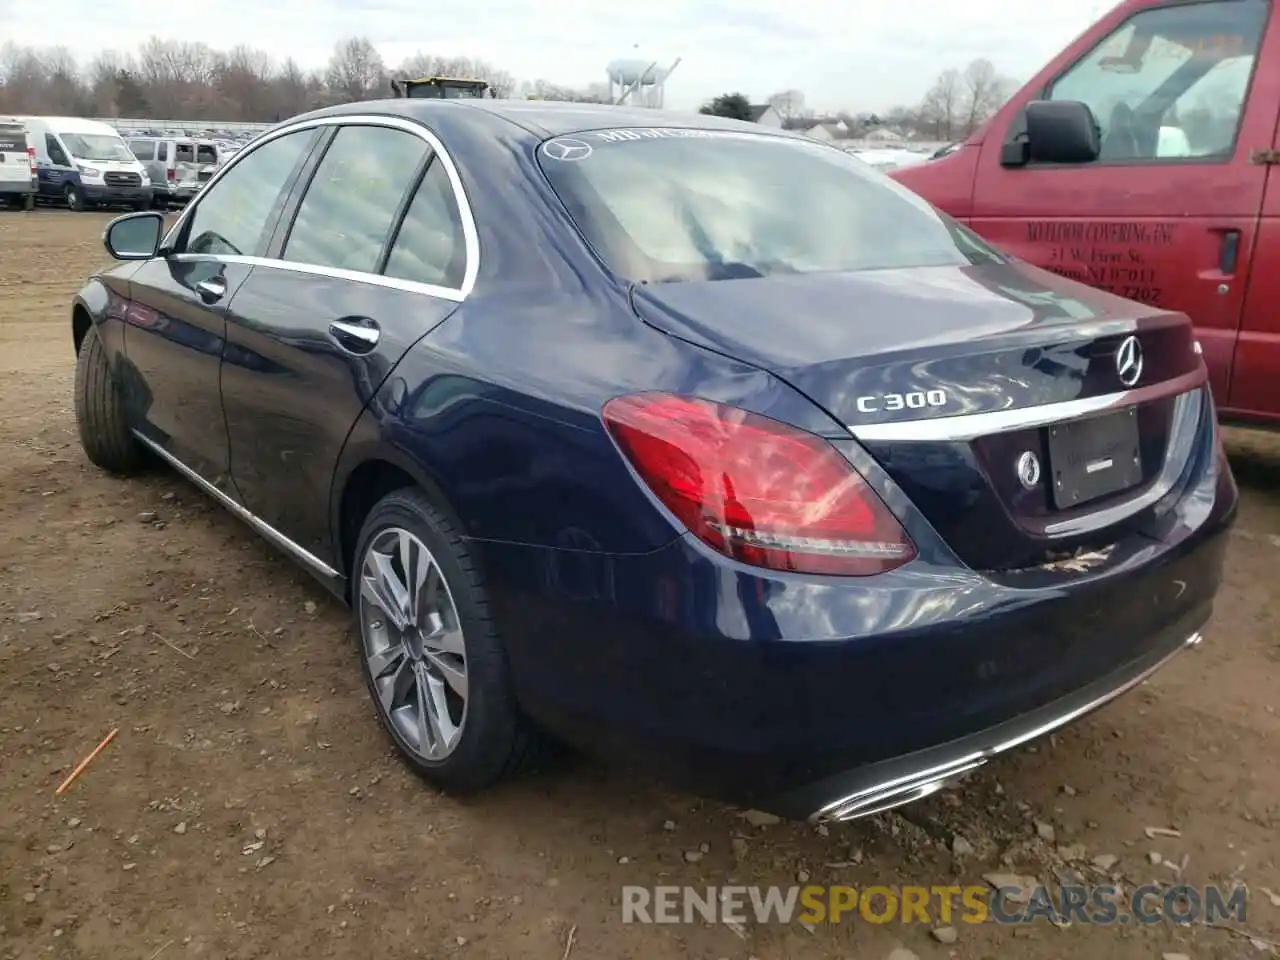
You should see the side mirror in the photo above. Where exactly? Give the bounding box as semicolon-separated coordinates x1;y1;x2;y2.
1024;100;1101;164
103;211;164;261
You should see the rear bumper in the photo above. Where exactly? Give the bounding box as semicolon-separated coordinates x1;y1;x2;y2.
796;626;1203;821
473;404;1236;817
0;180;37;195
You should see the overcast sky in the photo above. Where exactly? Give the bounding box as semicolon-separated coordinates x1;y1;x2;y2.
3;0;1109;112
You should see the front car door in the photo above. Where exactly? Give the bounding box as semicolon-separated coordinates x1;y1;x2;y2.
120;127;322;488
219;117;472;565
968;0;1280;406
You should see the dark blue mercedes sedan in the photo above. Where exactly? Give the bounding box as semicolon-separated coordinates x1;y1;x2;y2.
71;99;1236;822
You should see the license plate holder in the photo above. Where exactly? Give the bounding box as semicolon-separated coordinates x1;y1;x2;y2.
1048;408;1142;510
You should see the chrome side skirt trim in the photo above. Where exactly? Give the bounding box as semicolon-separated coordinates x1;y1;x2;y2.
812;630;1203;823
849;368;1206;443
133;432;343;583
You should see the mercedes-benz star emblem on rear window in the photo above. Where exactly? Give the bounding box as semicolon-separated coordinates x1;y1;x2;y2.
1115;335;1144;388
542;138;593;161
1015;450;1041;490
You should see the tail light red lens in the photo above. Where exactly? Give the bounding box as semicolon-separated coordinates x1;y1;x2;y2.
603;393;916;576
26;145;36;175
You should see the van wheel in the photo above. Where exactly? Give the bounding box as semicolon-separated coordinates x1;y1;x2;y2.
352;488;546;792
64;184;86;212
74;325;145;474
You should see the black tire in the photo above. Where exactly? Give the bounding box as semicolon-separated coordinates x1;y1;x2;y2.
64;184;86;212
74;325;146;474
352;488;543;793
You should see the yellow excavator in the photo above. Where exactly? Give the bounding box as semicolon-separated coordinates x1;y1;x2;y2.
390;76;492;99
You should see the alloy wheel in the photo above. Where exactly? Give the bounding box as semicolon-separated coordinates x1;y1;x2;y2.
357;527;468;761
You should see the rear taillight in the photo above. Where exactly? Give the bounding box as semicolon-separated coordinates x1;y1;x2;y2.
26;145;36;175
167;169;175;181
603;393;916;576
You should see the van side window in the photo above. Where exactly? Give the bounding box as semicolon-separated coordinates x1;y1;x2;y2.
1046;0;1267;162
45;135;68;166
130;140;155;162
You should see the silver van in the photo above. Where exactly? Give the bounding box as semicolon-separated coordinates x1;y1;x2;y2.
128;136;219;208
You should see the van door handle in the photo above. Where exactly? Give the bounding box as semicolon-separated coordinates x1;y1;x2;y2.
329;318;380;353
1219;229;1241;274
195;277;226;303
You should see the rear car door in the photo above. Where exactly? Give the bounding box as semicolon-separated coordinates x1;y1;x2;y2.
968;0;1280;406
220;118;472;565
120;127;321;488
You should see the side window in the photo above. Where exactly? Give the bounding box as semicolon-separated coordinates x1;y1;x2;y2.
1047;0;1267;161
183;129;317;257
383;160;468;290
282;125;429;274
129;139;154;161
175;143;195;164
46;135;68;165
158;142;169;162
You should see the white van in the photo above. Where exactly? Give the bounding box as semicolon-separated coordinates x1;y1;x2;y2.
0;117;37;209
15;117;153;212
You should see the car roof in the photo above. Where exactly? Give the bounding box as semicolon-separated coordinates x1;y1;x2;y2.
291;98;791;142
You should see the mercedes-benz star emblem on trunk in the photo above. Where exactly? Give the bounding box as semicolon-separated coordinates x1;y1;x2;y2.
1015;450;1042;490
1115;335;1144;388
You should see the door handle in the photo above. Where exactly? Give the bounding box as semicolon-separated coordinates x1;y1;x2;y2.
329;318;380;353
195;277;226;303
1218;229;1241;275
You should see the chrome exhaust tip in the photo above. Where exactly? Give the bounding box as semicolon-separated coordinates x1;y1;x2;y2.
813;757;987;823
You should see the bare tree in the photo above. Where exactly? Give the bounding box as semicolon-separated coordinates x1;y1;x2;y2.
325;37;385;103
766;88;806;121
961;58;1014;135
919;68;962;140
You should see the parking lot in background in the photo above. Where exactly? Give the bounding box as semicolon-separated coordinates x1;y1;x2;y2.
1;209;1278;960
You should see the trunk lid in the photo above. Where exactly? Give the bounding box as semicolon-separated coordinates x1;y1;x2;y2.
630;261;1208;572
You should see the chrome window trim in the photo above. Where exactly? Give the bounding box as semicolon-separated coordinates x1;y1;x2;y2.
167;253;465;302
160;113;479;301
847;368;1206;443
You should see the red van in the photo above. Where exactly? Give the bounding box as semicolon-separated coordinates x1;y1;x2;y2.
892;0;1279;427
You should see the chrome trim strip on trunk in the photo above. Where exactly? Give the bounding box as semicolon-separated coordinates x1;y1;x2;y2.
848;368;1206;443
812;630;1203;823
132;432;343;584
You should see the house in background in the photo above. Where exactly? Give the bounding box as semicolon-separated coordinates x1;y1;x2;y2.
748;104;783;127
805;120;848;142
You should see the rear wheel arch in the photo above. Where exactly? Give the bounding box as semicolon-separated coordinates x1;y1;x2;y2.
334;452;467;592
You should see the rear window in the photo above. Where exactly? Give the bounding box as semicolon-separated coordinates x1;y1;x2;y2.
537;128;1003;284
197;144;218;165
0;125;27;153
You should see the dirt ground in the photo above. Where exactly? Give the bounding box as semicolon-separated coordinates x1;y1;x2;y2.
0;209;1278;960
